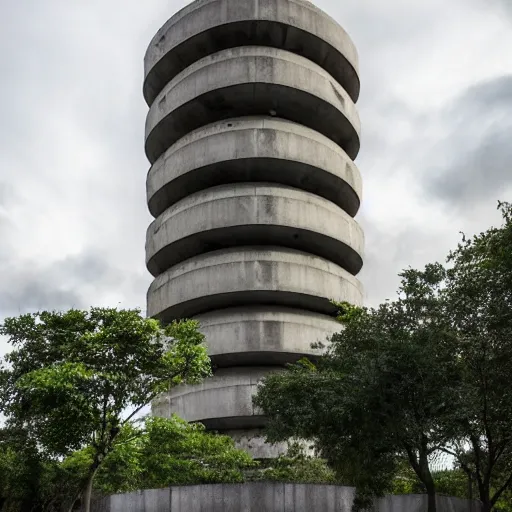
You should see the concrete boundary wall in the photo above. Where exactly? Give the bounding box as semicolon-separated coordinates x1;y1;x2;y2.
90;484;481;512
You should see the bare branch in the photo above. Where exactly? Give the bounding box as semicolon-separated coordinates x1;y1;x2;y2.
491;470;512;507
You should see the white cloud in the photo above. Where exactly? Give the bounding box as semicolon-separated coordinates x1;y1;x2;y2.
0;0;510;340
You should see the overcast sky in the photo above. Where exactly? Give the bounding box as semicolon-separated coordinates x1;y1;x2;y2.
0;0;511;355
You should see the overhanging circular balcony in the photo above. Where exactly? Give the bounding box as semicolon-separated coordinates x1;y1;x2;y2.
152;367;281;430
147;117;362;218
195;306;340;367
143;0;360;106
145;46;360;164
146;183;364;276
147;247;364;323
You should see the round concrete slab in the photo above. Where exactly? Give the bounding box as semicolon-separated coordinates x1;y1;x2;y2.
145;46;360;164
147;246;364;322
147;117;362;218
152;367;280;430
194;306;340;367
146;183;364;276
143;0;360;106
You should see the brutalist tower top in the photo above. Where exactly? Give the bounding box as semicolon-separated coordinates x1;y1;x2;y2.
144;0;364;458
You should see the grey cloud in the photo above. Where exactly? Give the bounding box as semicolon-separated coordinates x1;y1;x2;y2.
0;262;87;317
0;183;17;209
359;217;448;307
0;250;150;320
489;0;512;18
424;75;512;209
0;280;84;318
0;0;511;329
459;75;512;109
0;0;152;324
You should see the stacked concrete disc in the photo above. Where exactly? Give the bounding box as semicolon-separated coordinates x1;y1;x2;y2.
144;0;364;458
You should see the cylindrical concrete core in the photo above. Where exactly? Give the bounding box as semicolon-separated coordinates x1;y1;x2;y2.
144;0;363;459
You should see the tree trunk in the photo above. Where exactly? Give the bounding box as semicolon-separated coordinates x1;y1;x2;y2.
418;443;436;512
66;490;82;512
82;467;98;512
480;500;492;512
478;481;491;512
66;500;77;512
425;480;437;512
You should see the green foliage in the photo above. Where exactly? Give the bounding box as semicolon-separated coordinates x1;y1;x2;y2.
95;416;256;493
0;416;256;511
392;463;512;511
0;427;61;512
494;491;512;512
0;308;212;511
255;202;512;512
0;433;37;511
391;465;469;499
433;469;468;498
441;202;512;512
255;265;459;511
252;443;338;484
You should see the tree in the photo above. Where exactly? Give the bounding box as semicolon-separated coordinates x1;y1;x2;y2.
40;453;91;512
390;462;468;499
0;416;255;512
254;263;461;512
252;442;338;485
254;201;512;512
0;308;212;512
0;426;70;512
93;415;255;494
0;427;46;512
440;202;512;512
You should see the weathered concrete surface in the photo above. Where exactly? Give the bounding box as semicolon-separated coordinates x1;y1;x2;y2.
145;46;360;164
147;247;364;322
225;428;293;459
143;0;360;105
94;484;355;512
152;367;279;430
146;183;364;275
143;0;365;456
147;117;362;218
92;486;480;512
371;494;481;512
194;306;340;367
108;489;170;512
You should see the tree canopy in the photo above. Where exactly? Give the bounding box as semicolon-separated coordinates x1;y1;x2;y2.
0;415;257;512
254;265;460;512
95;415;255;493
0;426;48;512
254;201;512;512
0;308;212;512
441;202;512;511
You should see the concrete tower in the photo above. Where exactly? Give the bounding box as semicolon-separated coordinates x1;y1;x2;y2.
145;0;364;458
